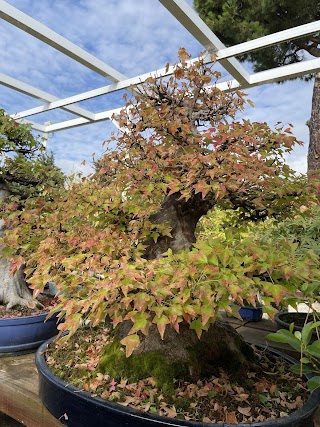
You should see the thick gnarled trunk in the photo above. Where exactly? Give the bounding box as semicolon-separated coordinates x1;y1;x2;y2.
0;184;36;309
308;72;320;178
0;247;34;310
116;320;256;382
144;192;212;259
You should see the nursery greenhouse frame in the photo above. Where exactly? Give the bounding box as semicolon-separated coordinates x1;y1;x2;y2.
1;0;320;140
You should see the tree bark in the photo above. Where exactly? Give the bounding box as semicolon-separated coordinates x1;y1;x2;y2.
0;183;37;309
307;72;320;178
144;192;213;259
116;320;256;381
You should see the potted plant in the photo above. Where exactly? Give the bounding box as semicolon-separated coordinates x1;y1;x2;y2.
0;300;60;355
275;310;320;341
0;109;65;354
267;320;320;391
16;50;320;424
238;302;263;322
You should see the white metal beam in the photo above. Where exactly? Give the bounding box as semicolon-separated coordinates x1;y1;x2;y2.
44;107;123;132
159;0;251;85
0;0;127;83
250;58;320;86
0;73;95;121
13;66;242;121
41;58;320;133
10;15;320;121
13;119;46;132
217;20;320;60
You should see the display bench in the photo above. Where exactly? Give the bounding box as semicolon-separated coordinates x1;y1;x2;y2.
0;353;62;427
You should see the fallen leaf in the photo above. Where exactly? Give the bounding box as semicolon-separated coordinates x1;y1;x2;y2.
226;411;238;424
109;378;117;392
238;393;249;401
237;406;251;416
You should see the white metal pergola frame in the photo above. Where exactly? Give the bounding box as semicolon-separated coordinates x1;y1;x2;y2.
1;0;320;137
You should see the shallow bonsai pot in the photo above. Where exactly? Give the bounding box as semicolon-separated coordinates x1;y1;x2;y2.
239;306;263;322
0;311;60;356
36;338;320;427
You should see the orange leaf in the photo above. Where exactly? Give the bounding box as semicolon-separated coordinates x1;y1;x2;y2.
226;411;238;424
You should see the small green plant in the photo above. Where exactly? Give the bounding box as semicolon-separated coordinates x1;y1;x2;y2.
267;319;320;390
256;205;320;258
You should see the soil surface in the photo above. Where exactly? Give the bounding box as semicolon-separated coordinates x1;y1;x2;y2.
278;312;319;329
0;296;58;318
46;323;310;425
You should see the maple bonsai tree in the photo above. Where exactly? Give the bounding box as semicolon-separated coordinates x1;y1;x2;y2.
6;50;320;395
0;108;65;309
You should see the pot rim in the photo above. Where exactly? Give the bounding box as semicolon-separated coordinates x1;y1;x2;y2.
0;310;60;326
275;312;319;334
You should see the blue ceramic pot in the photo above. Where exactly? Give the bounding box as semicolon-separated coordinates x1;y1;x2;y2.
239;306;263;322
0;311;60;355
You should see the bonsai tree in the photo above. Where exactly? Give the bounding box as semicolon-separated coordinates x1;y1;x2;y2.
193;0;320;177
0;108;65;309
8;50;320;393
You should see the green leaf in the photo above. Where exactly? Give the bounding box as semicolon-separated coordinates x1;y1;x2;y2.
190;318;204;338
129;312;149;335
306;340;320;358
301;322;317;346
294;331;302;341
259;394;268;404
290;364;315;374
266;330;301;351
307;376;320;391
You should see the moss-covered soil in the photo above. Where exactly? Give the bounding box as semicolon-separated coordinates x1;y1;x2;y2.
46;324;309;424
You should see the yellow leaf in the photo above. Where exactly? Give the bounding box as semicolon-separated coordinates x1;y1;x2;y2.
210;52;217;62
120;334;140;357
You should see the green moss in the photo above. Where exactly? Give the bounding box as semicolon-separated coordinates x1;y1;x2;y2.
175;397;190;411
98;340;189;395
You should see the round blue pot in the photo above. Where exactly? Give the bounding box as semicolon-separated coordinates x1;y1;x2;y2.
36;339;320;427
239;306;263;322
0;311;60;355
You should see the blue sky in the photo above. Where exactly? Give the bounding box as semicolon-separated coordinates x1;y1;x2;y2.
0;0;314;175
